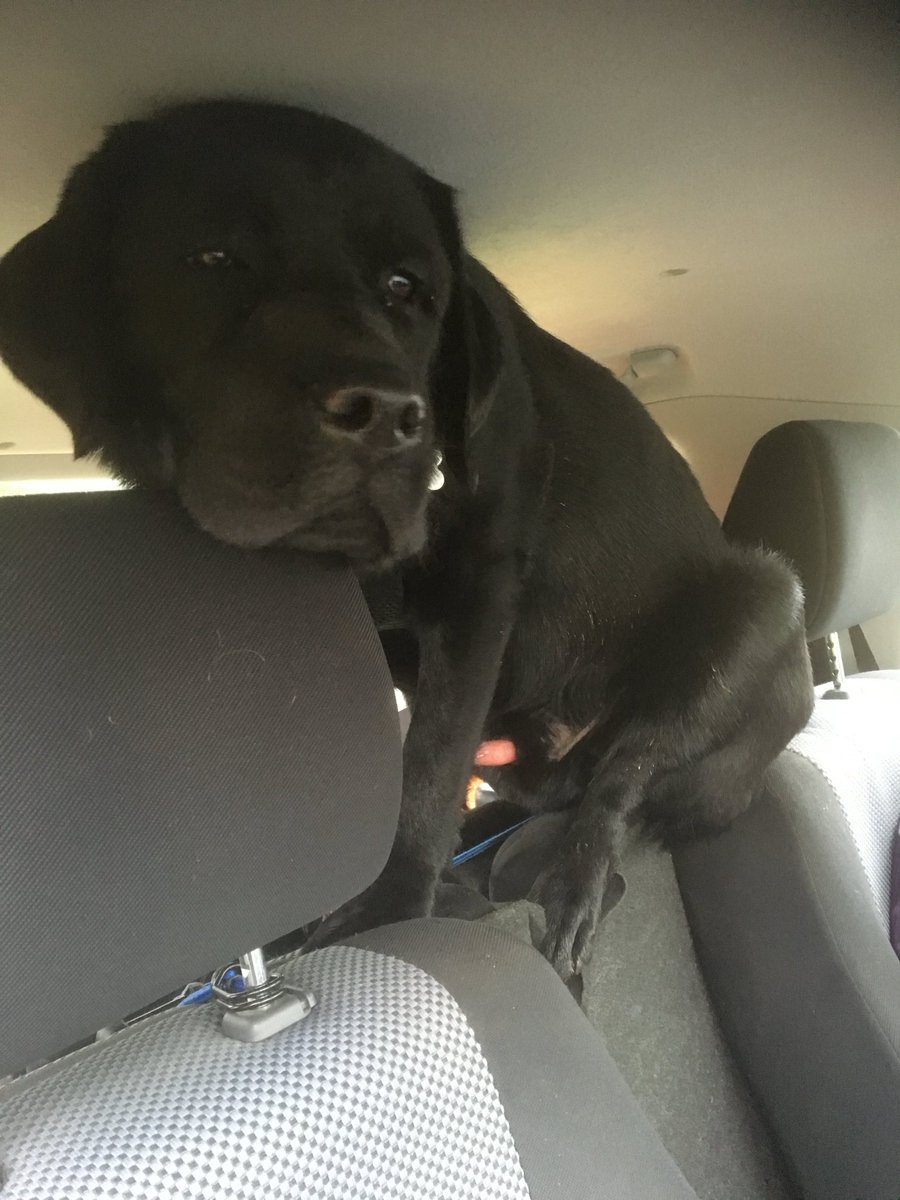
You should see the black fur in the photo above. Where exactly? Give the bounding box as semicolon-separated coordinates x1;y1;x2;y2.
0;99;814;978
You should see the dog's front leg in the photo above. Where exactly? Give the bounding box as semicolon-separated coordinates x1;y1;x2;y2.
304;555;518;949
531;764;638;980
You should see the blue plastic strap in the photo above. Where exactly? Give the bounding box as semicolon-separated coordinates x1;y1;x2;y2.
177;966;244;1008
451;818;531;867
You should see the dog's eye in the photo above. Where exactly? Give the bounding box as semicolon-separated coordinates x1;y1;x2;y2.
186;249;240;269
383;270;420;305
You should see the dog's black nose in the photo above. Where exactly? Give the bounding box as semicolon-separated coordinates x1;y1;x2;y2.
322;388;425;450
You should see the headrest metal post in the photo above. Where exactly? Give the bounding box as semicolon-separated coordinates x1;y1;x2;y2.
822;631;849;700
239;948;270;989
214;947;316;1043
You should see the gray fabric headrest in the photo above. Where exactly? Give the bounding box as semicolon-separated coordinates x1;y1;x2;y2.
723;420;900;640
0;491;401;1076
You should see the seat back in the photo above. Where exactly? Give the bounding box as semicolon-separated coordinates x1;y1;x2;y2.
678;419;900;1198
722;417;900;926
0;490;401;1077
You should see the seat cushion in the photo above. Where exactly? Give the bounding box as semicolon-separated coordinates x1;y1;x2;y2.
0;920;697;1200
1;941;532;1200
351;920;698;1200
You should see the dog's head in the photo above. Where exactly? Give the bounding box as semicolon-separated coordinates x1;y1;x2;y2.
0;100;500;570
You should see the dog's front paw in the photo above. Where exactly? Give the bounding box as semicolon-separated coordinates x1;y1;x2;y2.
530;865;626;981
302;875;431;953
533;874;600;981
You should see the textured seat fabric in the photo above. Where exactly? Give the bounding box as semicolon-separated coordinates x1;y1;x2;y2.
0;946;529;1200
0;922;699;1200
352;921;700;1200
892;820;900;955
792;672;900;924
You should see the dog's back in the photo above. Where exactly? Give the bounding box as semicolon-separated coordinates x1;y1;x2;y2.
471;263;812;824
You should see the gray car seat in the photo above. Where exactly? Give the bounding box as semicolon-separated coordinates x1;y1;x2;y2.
677;420;900;1200
0;490;699;1199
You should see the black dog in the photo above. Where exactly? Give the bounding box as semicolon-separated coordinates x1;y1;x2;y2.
0;100;813;978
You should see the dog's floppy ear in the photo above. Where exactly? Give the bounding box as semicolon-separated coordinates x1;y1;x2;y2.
0;126;169;482
419;174;502;481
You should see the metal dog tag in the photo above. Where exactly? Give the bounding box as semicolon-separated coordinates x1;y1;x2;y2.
428;451;444;491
